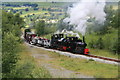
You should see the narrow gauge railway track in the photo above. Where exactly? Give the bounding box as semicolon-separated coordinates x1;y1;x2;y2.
86;54;120;63
43;46;120;63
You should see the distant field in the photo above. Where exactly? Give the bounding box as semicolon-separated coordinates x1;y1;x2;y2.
13;7;29;10
36;2;72;7
113;6;118;10
3;6;29;10
21;10;48;17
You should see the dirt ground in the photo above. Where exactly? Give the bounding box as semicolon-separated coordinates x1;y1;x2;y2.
25;43;94;78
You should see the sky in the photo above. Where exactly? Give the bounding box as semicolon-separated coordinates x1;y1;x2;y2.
1;0;120;2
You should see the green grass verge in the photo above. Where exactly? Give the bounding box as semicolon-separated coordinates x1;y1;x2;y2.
12;44;52;78
47;51;118;78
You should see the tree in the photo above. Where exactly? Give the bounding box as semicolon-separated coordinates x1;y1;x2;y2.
57;18;74;31
104;5;118;29
89;40;95;48
96;38;104;49
13;13;25;28
2;11;25;77
2;33;20;74
109;38;119;54
35;20;45;36
95;5;119;35
25;8;29;11
33;7;39;10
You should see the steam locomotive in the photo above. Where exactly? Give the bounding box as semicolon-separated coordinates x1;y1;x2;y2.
24;29;89;54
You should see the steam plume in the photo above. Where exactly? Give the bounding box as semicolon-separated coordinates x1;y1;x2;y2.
64;0;106;35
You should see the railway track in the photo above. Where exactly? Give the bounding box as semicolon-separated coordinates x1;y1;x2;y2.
51;48;120;63
86;54;120;63
52;47;120;63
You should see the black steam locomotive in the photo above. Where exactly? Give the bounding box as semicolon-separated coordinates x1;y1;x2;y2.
24;29;89;54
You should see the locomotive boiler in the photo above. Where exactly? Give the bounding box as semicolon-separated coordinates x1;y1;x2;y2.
50;34;89;54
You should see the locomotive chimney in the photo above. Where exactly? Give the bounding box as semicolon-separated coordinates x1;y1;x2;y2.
83;36;85;43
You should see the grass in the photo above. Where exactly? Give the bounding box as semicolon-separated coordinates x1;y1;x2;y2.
46;51;118;78
89;48;118;59
36;2;72;7
13;44;52;78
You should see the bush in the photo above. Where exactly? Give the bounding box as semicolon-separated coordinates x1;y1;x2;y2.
11;48;52;78
96;38;104;49
13;59;51;78
2;33;20;77
89;38;104;49
110;39;118;54
35;20;45;36
2;11;24;77
89;40;96;48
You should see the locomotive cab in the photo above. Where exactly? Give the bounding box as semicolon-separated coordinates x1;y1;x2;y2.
75;36;89;54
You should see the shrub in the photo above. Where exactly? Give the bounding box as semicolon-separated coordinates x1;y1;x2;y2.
96;38;104;49
2;11;24;77
110;39;118;54
89;40;96;48
2;33;20;77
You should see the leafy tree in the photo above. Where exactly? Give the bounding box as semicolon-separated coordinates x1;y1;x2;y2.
2;11;25;77
13;13;25;28
48;8;51;11
89;38;104;49
25;8;29;11
20;11;22;14
33;7;39;10
96;38;104;49
2;33;20;74
104;5;118;30
35;20;45;36
110;39;118;54
89;40;95;48
57;18;74;31
94;5;119;35
44;25;57;34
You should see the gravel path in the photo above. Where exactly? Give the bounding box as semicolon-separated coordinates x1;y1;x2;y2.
25;43;94;78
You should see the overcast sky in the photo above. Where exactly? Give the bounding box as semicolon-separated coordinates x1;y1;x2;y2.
1;0;120;2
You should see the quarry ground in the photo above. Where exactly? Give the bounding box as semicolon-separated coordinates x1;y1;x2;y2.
25;43;94;78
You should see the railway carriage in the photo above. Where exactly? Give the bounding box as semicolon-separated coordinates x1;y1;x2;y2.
37;37;43;46
43;39;51;47
25;32;36;44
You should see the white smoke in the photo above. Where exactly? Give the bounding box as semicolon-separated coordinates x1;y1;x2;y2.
63;0;106;36
55;29;80;38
